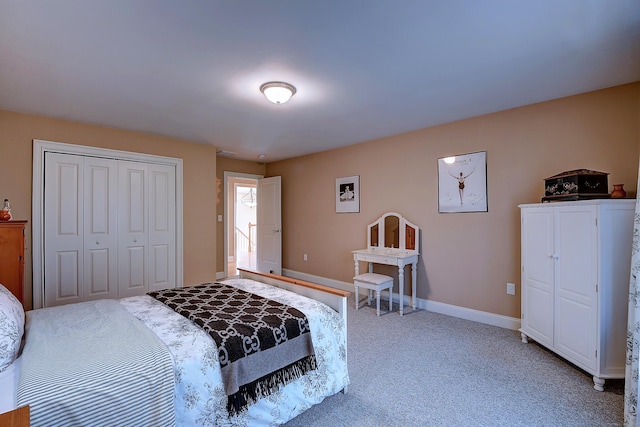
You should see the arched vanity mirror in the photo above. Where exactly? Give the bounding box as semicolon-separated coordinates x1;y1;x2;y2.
384;215;399;249
367;212;419;253
370;223;379;247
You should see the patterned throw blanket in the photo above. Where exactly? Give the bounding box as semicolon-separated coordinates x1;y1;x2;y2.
149;282;317;415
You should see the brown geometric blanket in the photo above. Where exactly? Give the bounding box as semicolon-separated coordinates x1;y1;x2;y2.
148;282;317;415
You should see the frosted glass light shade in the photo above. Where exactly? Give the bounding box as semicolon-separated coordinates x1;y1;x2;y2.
260;81;296;104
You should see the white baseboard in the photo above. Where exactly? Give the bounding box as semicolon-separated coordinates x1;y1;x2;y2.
421;299;521;330
216;271;227;280
282;268;521;331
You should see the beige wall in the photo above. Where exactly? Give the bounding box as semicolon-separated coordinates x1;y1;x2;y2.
266;83;640;319
6;83;635;318
215;157;266;274
0;109;218;309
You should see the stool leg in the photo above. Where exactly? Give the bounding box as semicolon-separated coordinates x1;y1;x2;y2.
376;290;381;316
367;290;372;306
389;288;392;312
355;285;359;310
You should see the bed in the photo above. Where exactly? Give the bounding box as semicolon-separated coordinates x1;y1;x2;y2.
0;269;350;426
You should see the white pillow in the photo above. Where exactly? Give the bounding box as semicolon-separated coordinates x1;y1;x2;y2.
0;284;24;372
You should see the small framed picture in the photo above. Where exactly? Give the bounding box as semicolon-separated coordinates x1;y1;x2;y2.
336;175;360;213
438;151;488;213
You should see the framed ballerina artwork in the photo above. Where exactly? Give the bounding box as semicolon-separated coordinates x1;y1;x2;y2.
437;151;487;213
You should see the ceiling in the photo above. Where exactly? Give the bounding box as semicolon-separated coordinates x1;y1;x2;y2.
1;1;639;163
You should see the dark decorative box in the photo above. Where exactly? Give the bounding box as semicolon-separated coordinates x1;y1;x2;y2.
542;169;610;202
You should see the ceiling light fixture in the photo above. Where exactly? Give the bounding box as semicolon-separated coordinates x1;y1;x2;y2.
260;81;296;104
241;188;257;208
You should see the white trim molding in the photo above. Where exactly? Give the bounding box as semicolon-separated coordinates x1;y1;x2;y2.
282;268;521;331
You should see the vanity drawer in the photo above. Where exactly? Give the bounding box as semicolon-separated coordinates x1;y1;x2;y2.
357;253;399;265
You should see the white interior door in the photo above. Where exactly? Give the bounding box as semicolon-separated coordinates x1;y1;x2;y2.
43;155;176;305
117;161;177;297
83;156;119;301
118;161;149;298
148;163;176;292
257;176;282;275
44;152;85;307
34;139;184;309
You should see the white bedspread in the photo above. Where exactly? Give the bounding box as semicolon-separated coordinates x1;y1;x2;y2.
120;278;349;426
17;299;176;427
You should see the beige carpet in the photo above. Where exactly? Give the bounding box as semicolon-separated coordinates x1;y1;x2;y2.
285;296;624;427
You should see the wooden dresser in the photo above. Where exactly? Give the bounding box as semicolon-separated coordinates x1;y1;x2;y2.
0;220;27;305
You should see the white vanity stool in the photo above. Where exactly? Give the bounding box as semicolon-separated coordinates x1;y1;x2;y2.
354;273;393;316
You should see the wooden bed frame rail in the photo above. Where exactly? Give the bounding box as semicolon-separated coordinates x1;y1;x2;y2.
237;268;350;321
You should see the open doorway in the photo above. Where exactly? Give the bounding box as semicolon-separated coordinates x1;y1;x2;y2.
225;174;260;277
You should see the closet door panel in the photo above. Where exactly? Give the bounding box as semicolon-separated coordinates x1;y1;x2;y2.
125;246;146;287
84;157;118;300
118;161;149;298
148;164;176;292
44;153;84;307
87;249;109;294
55;251;80;299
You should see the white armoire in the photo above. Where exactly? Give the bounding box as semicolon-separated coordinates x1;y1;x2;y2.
33;140;183;308
519;199;635;391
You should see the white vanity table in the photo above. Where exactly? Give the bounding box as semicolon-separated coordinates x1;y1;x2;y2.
352;212;420;315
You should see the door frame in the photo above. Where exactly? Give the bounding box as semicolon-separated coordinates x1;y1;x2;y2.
32;139;184;309
223;171;263;279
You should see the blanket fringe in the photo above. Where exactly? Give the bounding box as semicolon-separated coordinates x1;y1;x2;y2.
227;355;317;416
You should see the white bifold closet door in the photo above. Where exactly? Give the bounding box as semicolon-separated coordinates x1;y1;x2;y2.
44;153;175;307
118;160;176;298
